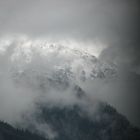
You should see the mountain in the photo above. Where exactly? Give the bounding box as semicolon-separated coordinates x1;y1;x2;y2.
0;103;140;140
0;39;140;140
11;42;117;95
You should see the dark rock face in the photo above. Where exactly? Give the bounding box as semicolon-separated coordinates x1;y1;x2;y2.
40;103;140;140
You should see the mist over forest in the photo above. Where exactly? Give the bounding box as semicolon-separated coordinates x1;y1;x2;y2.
0;0;140;140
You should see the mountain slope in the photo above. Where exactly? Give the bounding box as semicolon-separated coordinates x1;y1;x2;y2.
0;38;140;140
0;103;140;140
0;121;47;140
39;103;140;140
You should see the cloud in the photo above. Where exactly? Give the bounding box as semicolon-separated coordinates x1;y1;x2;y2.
0;0;138;40
0;36;107;138
0;0;139;136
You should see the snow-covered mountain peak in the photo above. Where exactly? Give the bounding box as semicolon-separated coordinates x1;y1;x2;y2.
0;36;117;92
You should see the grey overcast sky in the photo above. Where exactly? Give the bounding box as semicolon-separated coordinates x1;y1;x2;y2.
0;0;139;41
0;0;139;66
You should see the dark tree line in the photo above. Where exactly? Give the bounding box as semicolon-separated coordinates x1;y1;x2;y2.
0;121;47;140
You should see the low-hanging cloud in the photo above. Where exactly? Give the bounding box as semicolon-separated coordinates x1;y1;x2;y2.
0;36;109;138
